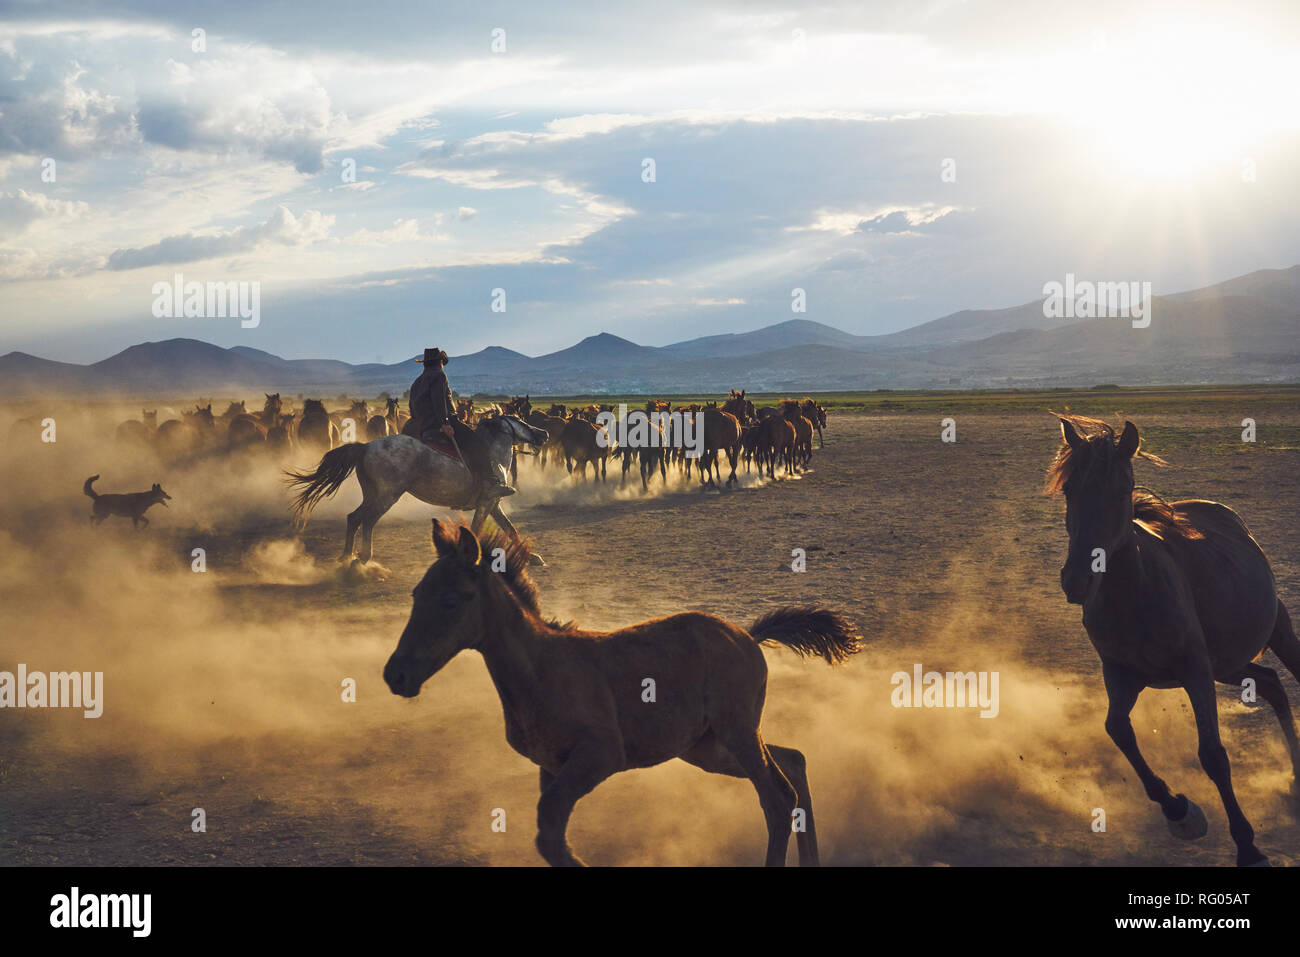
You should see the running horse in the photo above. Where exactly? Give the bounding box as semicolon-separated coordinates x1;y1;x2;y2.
1047;413;1300;866
285;414;547;564
384;519;863;866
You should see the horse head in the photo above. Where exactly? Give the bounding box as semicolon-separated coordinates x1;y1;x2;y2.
1050;415;1141;605
483;414;547;459
384;522;536;697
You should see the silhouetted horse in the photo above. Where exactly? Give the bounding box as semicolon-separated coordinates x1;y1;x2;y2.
1048;413;1300;866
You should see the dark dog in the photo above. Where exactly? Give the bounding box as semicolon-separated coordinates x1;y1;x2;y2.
84;475;172;528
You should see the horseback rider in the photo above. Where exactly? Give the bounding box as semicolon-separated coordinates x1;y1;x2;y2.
410;347;515;502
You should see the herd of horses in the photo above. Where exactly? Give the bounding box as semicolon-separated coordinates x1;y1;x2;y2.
111;393;407;460
73;396;1300;867
492;391;827;488
109;389;830;492
378;413;1300;868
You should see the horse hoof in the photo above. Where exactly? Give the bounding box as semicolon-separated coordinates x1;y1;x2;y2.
1167;797;1208;840
528;552;546;567
1241;856;1271;867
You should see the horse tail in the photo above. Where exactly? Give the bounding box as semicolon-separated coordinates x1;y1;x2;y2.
283;443;367;524
750;606;862;665
83;475;100;499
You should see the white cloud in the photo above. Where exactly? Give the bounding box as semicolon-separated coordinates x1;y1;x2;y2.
105;206;333;270
0;189;90;236
343;218;441;246
788;204;965;236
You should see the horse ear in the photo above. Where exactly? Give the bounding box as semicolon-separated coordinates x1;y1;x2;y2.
1117;420;1140;458
431;519;457;556
456;526;481;566
1059;417;1087;452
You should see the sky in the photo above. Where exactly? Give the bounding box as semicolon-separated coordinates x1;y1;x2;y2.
1;0;1298;363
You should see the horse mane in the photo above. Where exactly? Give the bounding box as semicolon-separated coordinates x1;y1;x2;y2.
473;526;575;629
475;527;540;613
1045;412;1202;540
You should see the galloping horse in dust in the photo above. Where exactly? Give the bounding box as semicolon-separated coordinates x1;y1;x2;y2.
1048;413;1300;866
383;519;863;866
285;414;547;565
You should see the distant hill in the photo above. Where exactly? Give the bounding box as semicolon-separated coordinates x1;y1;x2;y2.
661;319;875;358
2;265;1297;398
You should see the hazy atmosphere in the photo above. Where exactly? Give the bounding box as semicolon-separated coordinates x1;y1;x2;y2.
2;1;1300;925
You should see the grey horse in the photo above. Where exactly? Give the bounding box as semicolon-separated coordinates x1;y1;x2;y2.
286;414;547;564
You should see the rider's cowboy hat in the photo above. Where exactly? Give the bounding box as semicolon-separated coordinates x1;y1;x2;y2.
414;347;449;365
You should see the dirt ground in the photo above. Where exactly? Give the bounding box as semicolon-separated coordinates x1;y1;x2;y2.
1;399;1298;866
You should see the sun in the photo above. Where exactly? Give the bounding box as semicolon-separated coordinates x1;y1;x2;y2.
1051;22;1296;181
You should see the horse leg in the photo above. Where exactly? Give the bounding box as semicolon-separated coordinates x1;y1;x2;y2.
470;503;490;534
726;445;738;487
535;739;620;867
1267;600;1300;683
1101;660;1199;829
679;731;795;866
341;506;362;560
340;469;376;560
1234;661;1300;800
729;732;797;866
490;503;517;538
766;744;817;866
356;492;400;564
1184;659;1267;865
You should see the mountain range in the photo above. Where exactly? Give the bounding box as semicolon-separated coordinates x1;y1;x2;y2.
3;265;1298;398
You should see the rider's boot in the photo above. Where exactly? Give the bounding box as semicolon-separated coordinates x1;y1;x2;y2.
476;467;516;503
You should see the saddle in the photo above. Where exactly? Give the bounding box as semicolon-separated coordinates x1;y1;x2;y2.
419;433;464;462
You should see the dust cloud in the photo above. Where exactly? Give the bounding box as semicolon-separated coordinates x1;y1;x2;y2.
1;400;1294;866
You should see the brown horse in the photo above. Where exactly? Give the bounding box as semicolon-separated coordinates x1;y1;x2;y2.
757;414;795;478
799;397;827;448
380;396;404;435
695;405;742;488
218;400;247;426
526;411;567;468
384;520;863;866
227;413;266;449
502;395;532;419
267;412;296;453
723;389;755;426
258;393;284;428
298;399;340;451
115;409;156;445
560;417;608;481
455;397;477;426
1048;413;1300;866
781;400;814;467
365;410;391;441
